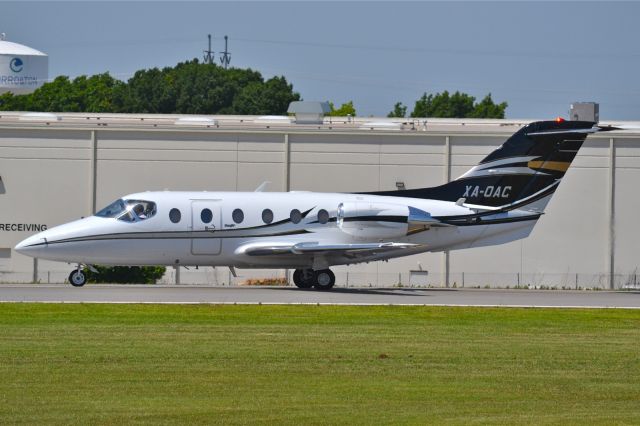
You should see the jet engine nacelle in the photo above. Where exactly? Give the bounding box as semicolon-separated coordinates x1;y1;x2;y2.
337;201;408;239
337;202;439;239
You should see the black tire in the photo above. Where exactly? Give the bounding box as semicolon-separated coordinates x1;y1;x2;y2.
314;269;335;291
69;270;87;287
293;269;314;289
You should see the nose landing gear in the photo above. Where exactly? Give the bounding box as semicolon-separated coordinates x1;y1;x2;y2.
68;264;96;287
68;267;87;287
292;268;335;290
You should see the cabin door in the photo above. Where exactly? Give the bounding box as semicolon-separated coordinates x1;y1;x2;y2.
190;200;222;255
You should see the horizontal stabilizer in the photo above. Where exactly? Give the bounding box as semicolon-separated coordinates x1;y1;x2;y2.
525;125;621;136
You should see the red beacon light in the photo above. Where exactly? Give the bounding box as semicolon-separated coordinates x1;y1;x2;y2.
555;117;565;123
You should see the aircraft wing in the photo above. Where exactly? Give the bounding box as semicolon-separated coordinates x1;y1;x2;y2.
237;242;421;258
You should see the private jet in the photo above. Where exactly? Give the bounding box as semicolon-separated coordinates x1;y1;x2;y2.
15;119;618;289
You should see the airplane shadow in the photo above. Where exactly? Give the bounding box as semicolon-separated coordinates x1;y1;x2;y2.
266;286;457;297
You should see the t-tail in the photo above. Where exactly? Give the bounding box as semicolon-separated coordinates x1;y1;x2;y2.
371;119;618;212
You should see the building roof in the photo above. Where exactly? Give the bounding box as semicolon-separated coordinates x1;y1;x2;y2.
0;111;638;138
0;40;47;56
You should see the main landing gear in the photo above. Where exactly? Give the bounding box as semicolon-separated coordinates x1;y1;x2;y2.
292;268;335;291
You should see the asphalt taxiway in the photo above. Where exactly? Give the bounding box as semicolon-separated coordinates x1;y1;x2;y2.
0;284;639;308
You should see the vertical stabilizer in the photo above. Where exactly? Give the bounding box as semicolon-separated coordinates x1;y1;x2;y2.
368;120;617;211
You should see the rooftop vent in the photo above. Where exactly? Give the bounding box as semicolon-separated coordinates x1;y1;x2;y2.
359;121;403;131
19;112;60;122
254;115;293;125
174;116;218;126
287;101;330;124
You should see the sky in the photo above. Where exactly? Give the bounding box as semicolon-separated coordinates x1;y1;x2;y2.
2;1;640;119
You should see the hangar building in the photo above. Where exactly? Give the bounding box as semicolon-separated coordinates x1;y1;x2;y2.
0;110;638;288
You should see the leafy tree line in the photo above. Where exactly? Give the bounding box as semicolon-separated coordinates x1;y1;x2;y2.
328;101;356;117
0;59;301;115
0;57;506;120
388;91;507;119
324;92;506;119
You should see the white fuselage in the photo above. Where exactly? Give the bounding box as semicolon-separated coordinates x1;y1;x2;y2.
15;191;539;269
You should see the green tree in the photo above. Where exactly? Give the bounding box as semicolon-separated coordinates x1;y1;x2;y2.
231;76;300;115
0;74;126;113
408;91;507;118
328;101;356;116
118;67;176;113
0;91;26;111
468;94;508;119
119;60;301;115
0;59;300;116
24;76;77;112
387;102;407;118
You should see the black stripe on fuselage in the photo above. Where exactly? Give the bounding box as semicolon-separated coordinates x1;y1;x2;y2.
24;229;313;248
431;181;558;224
311;216;409;225
26;212;540;249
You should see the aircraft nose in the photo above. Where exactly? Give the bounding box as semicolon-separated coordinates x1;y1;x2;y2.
14;239;26;253
14;234;48;257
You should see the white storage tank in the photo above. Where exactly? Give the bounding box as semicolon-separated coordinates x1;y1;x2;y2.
0;34;48;95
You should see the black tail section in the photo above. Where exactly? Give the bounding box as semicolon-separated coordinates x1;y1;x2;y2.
369;120;614;210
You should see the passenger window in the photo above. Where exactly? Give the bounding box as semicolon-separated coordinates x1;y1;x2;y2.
169;208;181;223
201;208;213;224
290;209;302;224
262;209;273;224
318;209;329;224
232;208;244;224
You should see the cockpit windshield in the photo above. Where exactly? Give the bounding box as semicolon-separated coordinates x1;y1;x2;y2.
95;199;157;222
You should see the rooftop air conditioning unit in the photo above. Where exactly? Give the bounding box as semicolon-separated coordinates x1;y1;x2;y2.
570;102;599;122
287;101;331;124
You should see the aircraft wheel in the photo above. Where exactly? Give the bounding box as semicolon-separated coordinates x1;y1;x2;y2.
314;269;335;291
293;269;314;289
69;269;87;287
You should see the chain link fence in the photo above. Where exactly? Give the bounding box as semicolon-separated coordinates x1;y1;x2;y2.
157;269;639;290
5;267;639;290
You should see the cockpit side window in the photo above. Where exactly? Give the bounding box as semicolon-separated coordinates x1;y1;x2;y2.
95;199;157;222
118;209;136;223
120;199;157;222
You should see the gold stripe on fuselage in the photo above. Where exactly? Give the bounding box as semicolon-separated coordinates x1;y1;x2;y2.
527;160;570;172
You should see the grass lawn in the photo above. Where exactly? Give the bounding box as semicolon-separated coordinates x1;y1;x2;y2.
0;304;639;424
